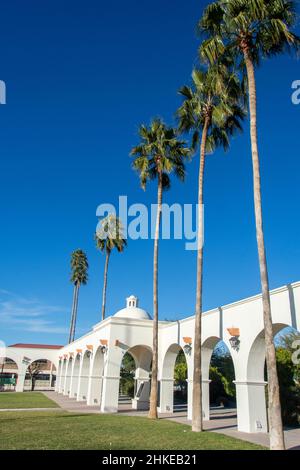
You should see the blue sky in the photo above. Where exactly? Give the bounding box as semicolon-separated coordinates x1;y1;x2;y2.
0;0;299;346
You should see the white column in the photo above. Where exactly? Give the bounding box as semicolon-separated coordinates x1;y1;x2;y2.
49;362;53;389
158;378;174;413
187;379;192;420
234;380;268;433
55;363;61;392
132;373;150;411
187;379;211;421
59;363;67;393
87;375;103;406
77;372;89;401
15;363;27;392
202;379;211;421
100;376;120;413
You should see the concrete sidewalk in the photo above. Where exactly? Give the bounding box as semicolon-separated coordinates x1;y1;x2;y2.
42;391;300;450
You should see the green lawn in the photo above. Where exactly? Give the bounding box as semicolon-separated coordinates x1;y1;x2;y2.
0;392;59;409
0;411;265;450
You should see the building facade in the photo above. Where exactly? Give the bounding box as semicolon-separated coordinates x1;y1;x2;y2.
2;281;300;435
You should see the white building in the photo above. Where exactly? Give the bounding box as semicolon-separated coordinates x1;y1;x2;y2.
2;281;300;435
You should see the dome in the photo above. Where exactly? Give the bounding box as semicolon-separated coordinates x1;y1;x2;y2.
114;295;151;320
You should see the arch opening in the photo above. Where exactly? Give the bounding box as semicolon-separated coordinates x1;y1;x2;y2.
77;350;91;401
0;357;18;392
87;345;105;406
64;357;73;395
118;345;152;412
160;343;188;414
69;354;81;398
202;336;236;420
24;359;56;391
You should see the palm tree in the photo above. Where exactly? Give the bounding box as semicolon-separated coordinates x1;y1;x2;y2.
96;214;127;321
199;0;300;449
131;118;189;419
68;249;88;343
177;64;244;432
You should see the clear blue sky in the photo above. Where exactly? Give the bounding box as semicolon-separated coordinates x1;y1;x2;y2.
0;0;299;346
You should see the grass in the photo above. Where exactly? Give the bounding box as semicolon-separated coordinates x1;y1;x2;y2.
0;392;59;409
0;411;266;450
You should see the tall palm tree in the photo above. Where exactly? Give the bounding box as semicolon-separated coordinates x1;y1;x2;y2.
177;65;244;432
68;249;88;343
96;214;127;321
199;0;300;449
131;118;189;419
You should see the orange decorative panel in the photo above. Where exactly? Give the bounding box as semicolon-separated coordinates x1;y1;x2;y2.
183;337;192;344
100;339;108;346
86;344;93;351
227;328;240;337
76;348;82;353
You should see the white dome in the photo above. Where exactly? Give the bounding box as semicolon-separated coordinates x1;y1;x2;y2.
114;295;151;320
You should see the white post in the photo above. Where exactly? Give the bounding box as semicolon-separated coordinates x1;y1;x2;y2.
15;363;27;392
100;376;120;412
202;379;211;421
87;374;103;406
187;379;193;420
234;380;268;433
158;378;174;413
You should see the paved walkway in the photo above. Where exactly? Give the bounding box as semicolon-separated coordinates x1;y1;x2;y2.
0;407;61;412
42;392;300;450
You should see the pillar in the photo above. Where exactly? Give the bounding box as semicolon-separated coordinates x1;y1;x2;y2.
15;362;26;392
234;380;268;433
100;376;120;412
202;379;211;421
187;379;211;421
187;379;193;420
87;374;103;406
77;371;90;401
158;378;174;413
132;372;150;410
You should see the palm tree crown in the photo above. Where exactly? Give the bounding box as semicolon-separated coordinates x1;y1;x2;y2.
95;214;127;321
131;118;190;189
70;249;88;286
199;0;300;66
95;214;127;255
177;65;245;152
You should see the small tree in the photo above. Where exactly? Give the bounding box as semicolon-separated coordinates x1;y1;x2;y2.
27;361;44;391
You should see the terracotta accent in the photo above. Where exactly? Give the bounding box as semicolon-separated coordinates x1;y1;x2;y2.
76;348;82;353
100;339;108;346
183;336;192;344
86;344;93;351
227;327;240;337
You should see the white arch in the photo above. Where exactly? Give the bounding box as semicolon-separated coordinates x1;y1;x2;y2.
77;350;92;401
86;346;105;406
64;357;73;396
69;354;81;398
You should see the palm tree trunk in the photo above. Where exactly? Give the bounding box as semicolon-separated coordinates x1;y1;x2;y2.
68;284;77;344
71;282;80;343
148;171;163;419
192;118;209;432
101;251;110;321
244;52;285;450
